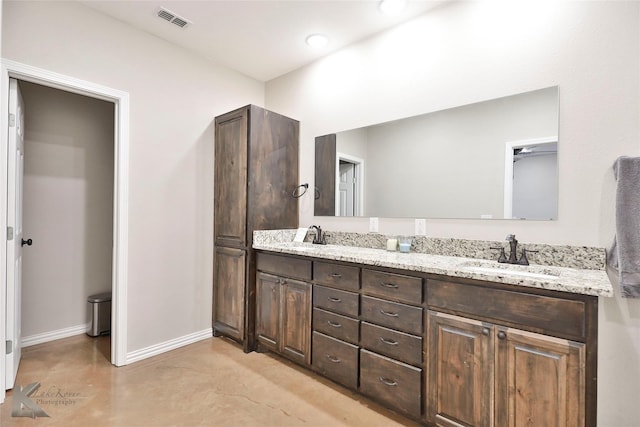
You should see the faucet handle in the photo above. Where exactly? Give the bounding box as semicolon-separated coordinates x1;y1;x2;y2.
517;249;538;266
490;246;507;263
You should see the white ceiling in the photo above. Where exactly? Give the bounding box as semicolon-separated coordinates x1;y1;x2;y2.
80;1;442;82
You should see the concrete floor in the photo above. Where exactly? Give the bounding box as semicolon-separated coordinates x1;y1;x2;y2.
0;335;419;426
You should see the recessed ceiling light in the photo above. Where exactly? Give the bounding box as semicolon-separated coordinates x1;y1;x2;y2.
379;0;407;16
306;34;329;48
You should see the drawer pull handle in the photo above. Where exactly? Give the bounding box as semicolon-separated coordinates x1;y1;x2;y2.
326;354;341;363
380;282;399;289
379;377;398;387
327;320;342;328
328;297;342;303
379;337;398;346
329;273;343;279
380;309;399;317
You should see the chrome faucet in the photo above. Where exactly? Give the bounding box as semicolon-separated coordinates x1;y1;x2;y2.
310;225;326;245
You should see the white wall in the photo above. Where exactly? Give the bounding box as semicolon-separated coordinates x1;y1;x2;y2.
265;2;640;425
2;1;264;352
20;81;114;337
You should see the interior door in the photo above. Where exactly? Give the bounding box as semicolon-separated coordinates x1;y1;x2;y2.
6;78;25;389
339;161;356;216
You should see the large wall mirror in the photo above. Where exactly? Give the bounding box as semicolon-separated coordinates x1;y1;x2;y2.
314;86;559;220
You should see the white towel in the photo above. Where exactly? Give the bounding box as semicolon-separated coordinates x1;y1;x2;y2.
609;156;640;297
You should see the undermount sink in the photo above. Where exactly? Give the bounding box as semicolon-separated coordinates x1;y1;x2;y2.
458;261;560;280
281;242;317;251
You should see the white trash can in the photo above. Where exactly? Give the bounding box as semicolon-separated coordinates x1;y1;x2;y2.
87;292;112;337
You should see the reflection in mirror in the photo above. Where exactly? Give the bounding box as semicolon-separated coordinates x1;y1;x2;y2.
314;86;558;220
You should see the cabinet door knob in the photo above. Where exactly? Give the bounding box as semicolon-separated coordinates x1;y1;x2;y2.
497;331;507;340
482;328;490;336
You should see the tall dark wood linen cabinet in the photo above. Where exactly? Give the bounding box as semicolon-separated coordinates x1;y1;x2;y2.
213;105;299;352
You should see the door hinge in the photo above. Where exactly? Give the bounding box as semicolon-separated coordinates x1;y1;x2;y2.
9;113;15;127
6;340;13;355
7;226;14;241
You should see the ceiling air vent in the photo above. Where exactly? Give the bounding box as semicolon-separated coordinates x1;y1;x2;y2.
157;7;191;29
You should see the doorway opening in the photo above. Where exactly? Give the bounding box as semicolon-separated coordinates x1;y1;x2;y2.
335;153;364;216
0;60;130;402
503;136;558;220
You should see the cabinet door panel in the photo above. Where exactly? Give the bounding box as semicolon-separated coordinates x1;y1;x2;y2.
255;272;279;351
214;109;247;247
495;328;585;427
427;311;492;427
280;278;312;365
213;247;246;341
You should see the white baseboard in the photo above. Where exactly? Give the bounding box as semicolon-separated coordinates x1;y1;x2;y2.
22;324;89;347
126;328;213;365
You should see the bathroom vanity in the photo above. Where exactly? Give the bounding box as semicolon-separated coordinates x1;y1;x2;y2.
252;231;612;427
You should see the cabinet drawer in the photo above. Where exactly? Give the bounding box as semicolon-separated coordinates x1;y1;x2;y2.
256;252;312;281
313;261;360;291
313;285;359;317
360;322;422;366
313;308;359;345
428;280;587;340
312;332;359;390
359;349;422;418
361;295;423;335
361;269;422;304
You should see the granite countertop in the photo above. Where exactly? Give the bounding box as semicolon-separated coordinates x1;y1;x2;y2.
252;241;613;298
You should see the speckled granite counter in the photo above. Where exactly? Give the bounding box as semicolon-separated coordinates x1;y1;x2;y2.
253;230;613;298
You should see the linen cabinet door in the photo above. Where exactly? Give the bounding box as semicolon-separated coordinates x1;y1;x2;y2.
214;109;247;248
213;247;246;341
255;272;280;351
495;327;585;427
426;311;493;427
280;278;312;366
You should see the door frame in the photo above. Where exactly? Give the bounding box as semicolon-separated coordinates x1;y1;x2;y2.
335;152;364;216
503;136;557;219
0;59;130;402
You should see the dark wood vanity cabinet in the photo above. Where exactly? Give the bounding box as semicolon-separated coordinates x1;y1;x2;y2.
255;253;312;366
212;105;299;352
253;251;597;427
427;279;592;427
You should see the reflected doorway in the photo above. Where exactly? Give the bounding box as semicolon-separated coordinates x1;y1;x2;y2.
336;153;364;216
